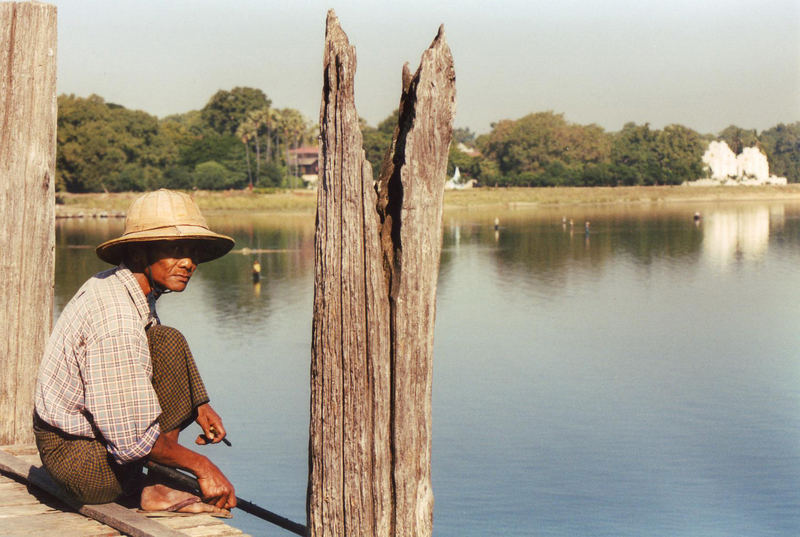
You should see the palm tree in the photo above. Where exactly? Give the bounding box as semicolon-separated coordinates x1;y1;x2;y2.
249;107;279;167
236;120;255;189
277;108;311;188
244;110;264;182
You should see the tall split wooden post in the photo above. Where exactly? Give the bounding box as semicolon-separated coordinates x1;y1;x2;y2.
0;2;57;445
308;10;455;537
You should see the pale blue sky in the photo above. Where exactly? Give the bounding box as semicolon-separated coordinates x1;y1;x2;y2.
52;0;799;135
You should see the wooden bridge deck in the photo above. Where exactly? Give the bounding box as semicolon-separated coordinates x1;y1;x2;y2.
0;445;250;537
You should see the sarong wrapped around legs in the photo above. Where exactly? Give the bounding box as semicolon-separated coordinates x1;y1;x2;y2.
33;325;209;504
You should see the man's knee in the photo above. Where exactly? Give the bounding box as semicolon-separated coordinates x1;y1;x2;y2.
147;324;187;349
147;325;191;367
68;475;123;505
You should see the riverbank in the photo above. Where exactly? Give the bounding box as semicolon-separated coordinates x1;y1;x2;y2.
55;185;800;217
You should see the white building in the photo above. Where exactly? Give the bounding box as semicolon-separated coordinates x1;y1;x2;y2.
686;140;786;186
445;167;476;190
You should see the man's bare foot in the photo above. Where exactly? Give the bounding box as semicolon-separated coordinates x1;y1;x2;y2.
140;484;231;516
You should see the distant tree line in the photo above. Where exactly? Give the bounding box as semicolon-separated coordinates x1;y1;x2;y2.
364;111;799;187
55;89;800;192
56;87;315;192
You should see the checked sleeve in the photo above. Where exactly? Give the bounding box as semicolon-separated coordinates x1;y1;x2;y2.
83;328;162;464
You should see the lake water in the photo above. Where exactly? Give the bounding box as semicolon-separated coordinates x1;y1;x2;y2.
54;201;800;537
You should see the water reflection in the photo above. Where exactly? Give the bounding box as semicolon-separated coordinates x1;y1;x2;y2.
443;207;708;297
702;204;783;266
55;218;126;314
58;203;799;313
441;203;798;297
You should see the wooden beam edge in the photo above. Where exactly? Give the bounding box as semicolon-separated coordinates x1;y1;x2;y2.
0;448;188;537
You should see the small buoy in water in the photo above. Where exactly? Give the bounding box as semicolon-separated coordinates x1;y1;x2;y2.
252;259;262;284
693;212;702;221
584;221;590;235
494;217;500;231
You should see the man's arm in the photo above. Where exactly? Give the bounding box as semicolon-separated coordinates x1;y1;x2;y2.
147;428;236;510
83;331;162;464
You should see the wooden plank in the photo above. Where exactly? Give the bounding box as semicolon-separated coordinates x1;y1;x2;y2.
163;525;243;537
143;514;242;537
157;515;229;530
0;448;253;537
83;502;193;537
0;449;186;537
0;501;59;517
0;444;39;457
0;487;48;506
0;512;120;536
0;0;58;445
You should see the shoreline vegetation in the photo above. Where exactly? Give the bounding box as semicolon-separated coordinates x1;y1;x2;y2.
56;185;800;218
54;93;800;196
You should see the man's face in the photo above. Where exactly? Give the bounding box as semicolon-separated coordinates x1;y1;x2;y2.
147;241;199;292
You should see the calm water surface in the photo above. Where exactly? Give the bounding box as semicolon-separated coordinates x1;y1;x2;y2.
54;202;800;537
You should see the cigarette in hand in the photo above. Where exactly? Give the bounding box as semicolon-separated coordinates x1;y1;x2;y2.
209;425;232;446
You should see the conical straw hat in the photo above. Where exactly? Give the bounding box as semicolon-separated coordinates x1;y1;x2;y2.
96;189;234;265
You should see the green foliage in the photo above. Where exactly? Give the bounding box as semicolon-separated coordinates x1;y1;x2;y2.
257;162;286;188
107;164;163;192
194;161;245;190
610;123;662;185
52;89;799;192
447;144;475;176
479;112;611;178
718;125;759;154
453;127;476;145
163;166;194;190
361;124;391;176
201;87;271;136
759;122;800;183
54;89;317;193
194;161;227;190
179;132;241;169
609;122;703;185
476;159;501;184
474;115;707;187
579;163;614;186
476;112;612;186
655;124;705;184
56;94;178;192
57;94;123;192
377;110;399;135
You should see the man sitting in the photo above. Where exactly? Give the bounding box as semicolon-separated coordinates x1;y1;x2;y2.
34;189;237;515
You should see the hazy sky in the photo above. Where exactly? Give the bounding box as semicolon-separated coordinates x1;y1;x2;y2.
52;0;799;135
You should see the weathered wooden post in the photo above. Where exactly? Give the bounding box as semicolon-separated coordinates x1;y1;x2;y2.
308;10;455;537
0;2;57;445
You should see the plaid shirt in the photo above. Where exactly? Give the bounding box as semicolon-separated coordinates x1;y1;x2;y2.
35;265;162;464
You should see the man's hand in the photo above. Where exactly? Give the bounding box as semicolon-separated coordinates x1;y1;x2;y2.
195;403;226;445
147;428;237;510
196;460;237;509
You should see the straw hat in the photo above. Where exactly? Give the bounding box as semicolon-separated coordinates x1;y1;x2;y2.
96;189;235;265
